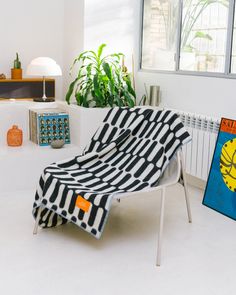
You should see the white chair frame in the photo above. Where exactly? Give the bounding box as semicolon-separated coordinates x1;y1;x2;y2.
33;148;192;266
112;148;192;266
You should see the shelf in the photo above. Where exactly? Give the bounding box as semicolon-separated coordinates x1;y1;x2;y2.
0;78;55;99
0;78;54;83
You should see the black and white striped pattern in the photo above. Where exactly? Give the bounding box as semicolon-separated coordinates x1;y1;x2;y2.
33;108;191;238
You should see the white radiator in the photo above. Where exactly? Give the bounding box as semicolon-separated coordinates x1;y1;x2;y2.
174;110;220;181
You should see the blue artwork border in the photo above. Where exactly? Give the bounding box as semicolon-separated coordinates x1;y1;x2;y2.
202;118;236;221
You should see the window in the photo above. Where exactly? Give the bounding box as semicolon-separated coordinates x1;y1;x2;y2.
141;0;236;76
142;0;179;70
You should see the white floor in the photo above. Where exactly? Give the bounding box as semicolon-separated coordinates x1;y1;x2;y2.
0;184;236;295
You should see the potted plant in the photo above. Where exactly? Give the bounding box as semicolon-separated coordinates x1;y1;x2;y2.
64;44;136;149
65;43;136;107
11;53;22;79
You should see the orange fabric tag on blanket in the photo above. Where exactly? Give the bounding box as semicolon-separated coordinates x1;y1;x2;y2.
75;195;91;212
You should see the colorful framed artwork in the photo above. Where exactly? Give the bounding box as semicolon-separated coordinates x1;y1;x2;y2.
203;118;236;220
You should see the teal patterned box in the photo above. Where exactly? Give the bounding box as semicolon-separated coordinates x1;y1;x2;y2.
29;108;70;146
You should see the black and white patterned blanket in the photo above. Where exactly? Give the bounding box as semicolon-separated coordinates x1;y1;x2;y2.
33;108;191;238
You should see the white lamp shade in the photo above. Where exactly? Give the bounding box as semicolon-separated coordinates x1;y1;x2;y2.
26;57;62;76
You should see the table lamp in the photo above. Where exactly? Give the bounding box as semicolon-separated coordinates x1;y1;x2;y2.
26;57;62;102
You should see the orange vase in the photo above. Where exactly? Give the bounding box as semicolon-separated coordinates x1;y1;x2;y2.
7;125;23;147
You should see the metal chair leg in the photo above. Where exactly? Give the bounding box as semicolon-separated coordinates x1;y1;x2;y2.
33;206;42;235
156;187;166;266
180;151;192;223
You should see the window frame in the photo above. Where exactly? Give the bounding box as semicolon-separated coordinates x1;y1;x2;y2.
139;0;236;79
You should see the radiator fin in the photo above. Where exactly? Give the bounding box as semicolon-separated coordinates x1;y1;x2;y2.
172;110;220;181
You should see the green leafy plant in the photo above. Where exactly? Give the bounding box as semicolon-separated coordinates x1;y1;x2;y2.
66;44;136;108
13;53;21;69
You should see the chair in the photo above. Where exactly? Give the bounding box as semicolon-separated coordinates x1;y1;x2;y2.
33;108;192;266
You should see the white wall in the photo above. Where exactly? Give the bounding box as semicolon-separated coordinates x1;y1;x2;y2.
63;0;84;100
84;0;136;70
0;0;65;99
84;0;236;119
135;72;236;118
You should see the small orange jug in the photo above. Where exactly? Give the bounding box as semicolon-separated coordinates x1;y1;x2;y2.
7;125;23;147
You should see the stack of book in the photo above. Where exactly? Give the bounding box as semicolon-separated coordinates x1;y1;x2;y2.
29;108;71;146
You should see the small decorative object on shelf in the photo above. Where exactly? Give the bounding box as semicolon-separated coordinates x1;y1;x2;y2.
29;108;70;146
0;73;6;79
7;125;23;147
51;139;65;149
11;53;22;79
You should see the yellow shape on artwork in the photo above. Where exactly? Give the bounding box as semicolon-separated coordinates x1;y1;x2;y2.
220;138;236;192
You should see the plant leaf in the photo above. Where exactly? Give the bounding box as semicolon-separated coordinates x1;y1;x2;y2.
194;31;212;41
93;74;103;104
65;77;80;104
102;62;112;80
97;44;106;59
124;76;136;98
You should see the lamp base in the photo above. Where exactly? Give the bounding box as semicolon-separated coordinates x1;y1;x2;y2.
33;97;55;102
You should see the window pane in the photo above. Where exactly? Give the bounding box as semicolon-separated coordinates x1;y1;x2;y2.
180;0;229;72
142;0;179;70
231;5;236;73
